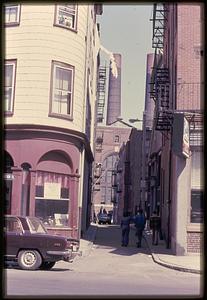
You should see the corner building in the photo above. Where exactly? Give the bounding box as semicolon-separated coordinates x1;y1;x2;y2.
4;3;103;239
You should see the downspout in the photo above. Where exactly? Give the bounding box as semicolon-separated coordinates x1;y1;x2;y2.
167;127;172;249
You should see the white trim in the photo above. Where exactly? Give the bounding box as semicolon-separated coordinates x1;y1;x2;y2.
5;4;20;25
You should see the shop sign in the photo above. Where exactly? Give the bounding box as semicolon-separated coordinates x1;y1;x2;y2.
182;117;190;158
44;182;61;199
172;113;190;158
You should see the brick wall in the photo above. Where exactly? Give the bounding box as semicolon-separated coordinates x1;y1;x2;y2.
187;231;203;253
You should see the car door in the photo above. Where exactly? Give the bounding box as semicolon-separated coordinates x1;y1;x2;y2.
5;216;24;258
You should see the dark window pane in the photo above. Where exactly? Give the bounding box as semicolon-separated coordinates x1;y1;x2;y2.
61;187;69;199
35;185;44;197
191;190;203;223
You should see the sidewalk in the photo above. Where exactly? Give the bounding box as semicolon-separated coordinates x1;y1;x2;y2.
78;223;202;274
143;228;202;274
78;223;98;257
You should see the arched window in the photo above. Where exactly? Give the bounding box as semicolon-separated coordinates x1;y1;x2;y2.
35;151;71;227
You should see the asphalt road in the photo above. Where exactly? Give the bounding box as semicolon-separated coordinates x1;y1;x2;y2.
4;224;203;298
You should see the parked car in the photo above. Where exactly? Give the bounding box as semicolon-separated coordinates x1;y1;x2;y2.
4;215;79;270
97;213;112;225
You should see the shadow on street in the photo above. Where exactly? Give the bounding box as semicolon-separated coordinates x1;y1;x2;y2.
93;224;151;257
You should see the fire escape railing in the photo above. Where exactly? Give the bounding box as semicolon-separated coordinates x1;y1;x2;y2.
150;3;173;131
151;3;168;49
96;66;107;123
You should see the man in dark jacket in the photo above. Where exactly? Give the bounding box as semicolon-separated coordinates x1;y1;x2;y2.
134;208;146;248
120;211;132;247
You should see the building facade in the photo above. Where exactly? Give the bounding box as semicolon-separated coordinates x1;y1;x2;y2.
149;3;204;254
4;3;103;239
93;121;131;222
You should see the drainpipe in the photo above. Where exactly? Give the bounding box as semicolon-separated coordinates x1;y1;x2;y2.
167;128;172;249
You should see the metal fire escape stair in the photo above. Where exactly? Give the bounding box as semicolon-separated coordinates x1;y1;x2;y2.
97;66;107;123
150;3;173;131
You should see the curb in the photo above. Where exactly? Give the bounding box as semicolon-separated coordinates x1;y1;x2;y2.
143;235;201;275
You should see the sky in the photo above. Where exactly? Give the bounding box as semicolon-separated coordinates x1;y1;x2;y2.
97;4;154;128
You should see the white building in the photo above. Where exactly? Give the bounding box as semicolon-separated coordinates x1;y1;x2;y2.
4;3;103;239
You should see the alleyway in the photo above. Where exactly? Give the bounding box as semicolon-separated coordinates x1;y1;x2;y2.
5;224;201;297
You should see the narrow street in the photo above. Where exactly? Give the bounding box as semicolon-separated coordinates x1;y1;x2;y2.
5;224;202;297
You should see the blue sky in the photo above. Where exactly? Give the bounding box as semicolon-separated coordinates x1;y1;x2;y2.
97;4;154;128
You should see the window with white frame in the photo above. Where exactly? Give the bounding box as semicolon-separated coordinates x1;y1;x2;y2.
50;61;74;118
4;61;16;113
55;4;77;30
4;4;20;25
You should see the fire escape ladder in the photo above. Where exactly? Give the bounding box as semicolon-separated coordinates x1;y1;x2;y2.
97;66;107;123
154;67;173;131
95;132;104;152
151;3;168;49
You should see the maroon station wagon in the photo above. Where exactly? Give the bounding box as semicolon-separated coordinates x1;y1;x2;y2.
4;215;79;270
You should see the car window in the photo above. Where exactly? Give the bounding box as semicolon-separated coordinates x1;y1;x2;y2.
5;217;23;233
27;217;47;234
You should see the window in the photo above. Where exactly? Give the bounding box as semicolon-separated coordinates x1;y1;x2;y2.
5;217;23;233
114;135;120;143
190;149;203;223
4;60;16;114
4;4;20;25
50;61;74;118
35;171;70;227
190;190;203;223
55;4;77;30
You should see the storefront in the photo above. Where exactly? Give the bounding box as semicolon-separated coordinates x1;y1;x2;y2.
4;124;90;239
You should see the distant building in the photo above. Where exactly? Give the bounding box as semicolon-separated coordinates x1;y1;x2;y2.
4;3;103;239
115;128;142;223
93;121;131;221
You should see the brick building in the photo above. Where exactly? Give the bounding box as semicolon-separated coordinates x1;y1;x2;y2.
149;3;204;254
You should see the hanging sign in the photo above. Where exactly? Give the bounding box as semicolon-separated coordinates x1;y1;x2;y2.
182;117;190;158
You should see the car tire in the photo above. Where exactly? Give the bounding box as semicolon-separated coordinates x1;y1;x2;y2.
18;250;42;270
40;261;56;270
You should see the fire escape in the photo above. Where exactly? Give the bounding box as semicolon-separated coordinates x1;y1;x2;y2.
96;66;107;123
150;3;173;131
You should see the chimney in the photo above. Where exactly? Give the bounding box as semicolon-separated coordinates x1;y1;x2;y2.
106;54;121;125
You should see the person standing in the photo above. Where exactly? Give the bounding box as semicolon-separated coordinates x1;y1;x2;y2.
120;211;131;247
134;208;146;248
149;211;161;245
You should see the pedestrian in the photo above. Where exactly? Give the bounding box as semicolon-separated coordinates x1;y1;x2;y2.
120;211;131;247
93;211;97;223
149;211;161;245
134;208;146;248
